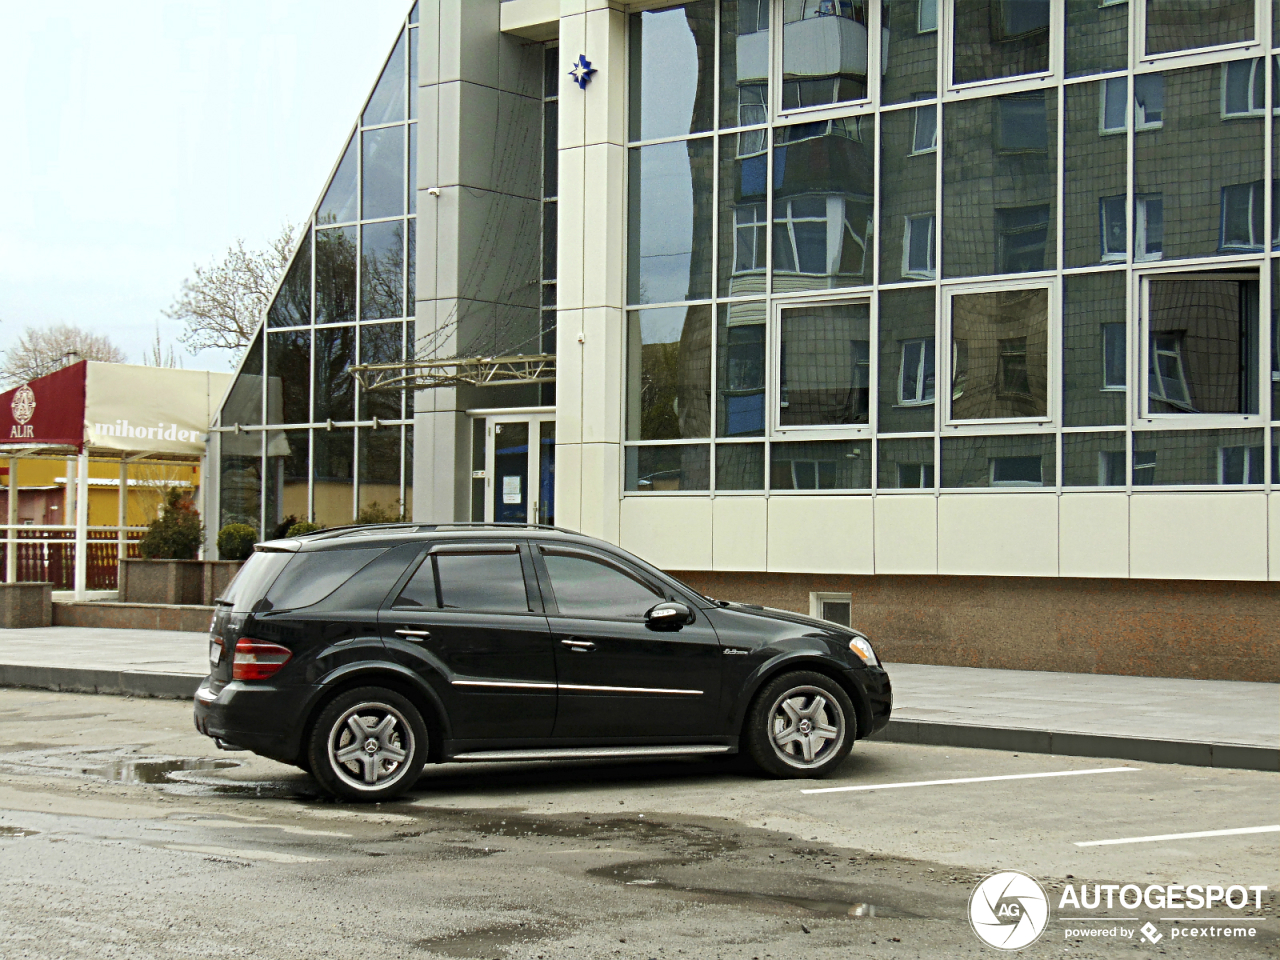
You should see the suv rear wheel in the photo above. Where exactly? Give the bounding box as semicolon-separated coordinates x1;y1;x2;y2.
745;671;854;778
307;687;427;802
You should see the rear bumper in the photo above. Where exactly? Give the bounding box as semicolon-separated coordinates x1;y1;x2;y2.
193;676;310;764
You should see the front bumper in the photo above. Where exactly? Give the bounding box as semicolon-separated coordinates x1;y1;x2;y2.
193;676;310;764
856;664;893;737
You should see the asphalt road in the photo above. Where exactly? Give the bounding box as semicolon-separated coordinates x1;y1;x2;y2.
0;688;1275;959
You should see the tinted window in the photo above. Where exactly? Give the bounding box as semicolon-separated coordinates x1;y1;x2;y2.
221;551;292;613
542;551;661;620
263;548;387;611
436;553;529;612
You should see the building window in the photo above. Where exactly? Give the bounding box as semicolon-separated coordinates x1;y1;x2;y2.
898;338;936;405
996;93;1049;154
1222;59;1265;118
777;301;871;428
811;592;853;626
997;205;1051;274
1102;322;1126;389
917;0;939;32
1134;74;1163;129
782;0;869;110
1219;445;1264;483
990;455;1043;486
773;196;871;280
1099;196;1126;260
912;104;938;154
1100;78;1127;134
1098;450;1126;485
1220;181;1265;252
897;462;935;487
735;203;768;274
1132;449;1157;484
1148;333;1193;410
1135;194;1163;261
903;214;936;278
950;287;1050;421
737;85;768;151
998;337;1031;396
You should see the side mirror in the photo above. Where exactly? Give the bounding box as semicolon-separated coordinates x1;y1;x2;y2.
645;601;692;630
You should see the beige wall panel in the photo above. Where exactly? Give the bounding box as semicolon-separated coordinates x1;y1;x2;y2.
873;495;937;574
579;307;622;444
581;143;626;309
418;1;440;86
500;0;559;39
712;497;767;572
1059;493;1129;579
1272;493;1280;582
583;7;627;147
553;440;582;533
938;494;1058;577
620;496;713;569
1131;493;1268;581
555;308;583;445
557;19;587;147
767;497;874;574
577;442;621;543
557;145;586;310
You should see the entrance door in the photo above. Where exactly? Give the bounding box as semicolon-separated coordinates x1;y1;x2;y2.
482;415;555;525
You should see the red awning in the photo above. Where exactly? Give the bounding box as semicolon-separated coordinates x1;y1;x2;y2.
0;362;87;451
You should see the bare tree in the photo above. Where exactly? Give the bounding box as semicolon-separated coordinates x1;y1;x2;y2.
165;222;297;357
0;323;127;386
142;324;182;368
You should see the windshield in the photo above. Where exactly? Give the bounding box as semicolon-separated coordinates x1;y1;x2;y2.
219;551;293;613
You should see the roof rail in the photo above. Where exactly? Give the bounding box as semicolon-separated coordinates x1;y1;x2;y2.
287;521;584;541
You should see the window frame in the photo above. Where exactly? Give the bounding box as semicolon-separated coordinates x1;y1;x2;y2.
1220;57;1266;118
773;0;877;120
943;0;1059;94
1102;321;1127;391
534;542;671;620
1218;444;1265;484
911;104;938;154
1219;181;1267;253
1135;0;1264;64
897;336;937;406
1133;73;1164;130
1099;77;1127;134
771;293;875;438
810;591;854;625
902;213;937;278
989;454;1045;487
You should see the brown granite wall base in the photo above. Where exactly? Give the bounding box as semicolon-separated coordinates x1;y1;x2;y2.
0;583;53;628
53;601;214;634
671;572;1280;683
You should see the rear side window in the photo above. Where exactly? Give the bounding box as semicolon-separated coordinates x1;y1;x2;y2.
541;550;661;620
221;551;292;613
262;548;388;611
394;549;530;613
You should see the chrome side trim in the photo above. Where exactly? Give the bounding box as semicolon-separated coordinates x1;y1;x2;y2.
450;744;732;762
449;679;702;696
559;683;702;696
452;679;557;691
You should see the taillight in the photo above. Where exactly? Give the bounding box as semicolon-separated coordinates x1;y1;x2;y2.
232;639;292;681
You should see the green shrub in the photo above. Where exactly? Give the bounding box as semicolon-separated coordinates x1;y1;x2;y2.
287;521;322;537
356;500;406;525
138;488;204;560
216;523;257;561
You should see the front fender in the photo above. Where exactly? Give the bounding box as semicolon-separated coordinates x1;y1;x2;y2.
727;649;873;738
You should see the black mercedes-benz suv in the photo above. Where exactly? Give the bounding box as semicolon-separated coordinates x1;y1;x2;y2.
194;523;892;801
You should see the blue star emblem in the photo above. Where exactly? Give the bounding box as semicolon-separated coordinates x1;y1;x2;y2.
569;54;596;90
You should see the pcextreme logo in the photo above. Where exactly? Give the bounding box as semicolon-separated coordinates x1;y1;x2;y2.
969;871;1050;950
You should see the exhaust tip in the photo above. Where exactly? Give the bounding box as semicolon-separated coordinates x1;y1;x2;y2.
214;738;246;751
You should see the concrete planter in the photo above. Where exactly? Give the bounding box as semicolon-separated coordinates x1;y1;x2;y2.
0;582;53;628
119;560;242;606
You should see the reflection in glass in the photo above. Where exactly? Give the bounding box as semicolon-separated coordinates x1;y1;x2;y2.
951;288;1049;420
319;134;358;225
313;427;355;527
878;436;935;488
1063;433;1126;486
629;2;715;142
1135;66;1262;262
626;305;712;440
881;0;938;104
1132;429;1265;484
782;0;869;110
223;333;264;427
316;227;357;324
1272;265;1279;420
363;29;406;127
403;427;413;517
1064;83;1126;269
313;325;356;422
363;125;405;220
267;329;311;425
716;443;765;490
1146;275;1259;415
1066;0;1127;77
265;428;309;534
1063;273;1126;427
358;427;403;519
408;127;417;215
625;444;710;491
268;229;311;327
943;93;1056;278
543;99;558;198
953;0;1050;86
779;301;871;427
717;301;767;437
719;0;770;130
879;287;937;433
718;135;767;299
627;139;713;304
361;220;406;319
941;434;1055;487
408;28;417;121
772;120;874;292
358;323;404;422
220;444;263;535
880;108;936;283
770;440;871;490
1146;0;1253;56
538;421;555;526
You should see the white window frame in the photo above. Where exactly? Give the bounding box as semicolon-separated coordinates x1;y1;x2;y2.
1135;193;1164;261
733;202;768;276
810;591;853;624
774;0;878;119
1134;73;1164;130
1099;195;1127;261
942;0;1060;94
1135;0;1264;64
1101;321;1126;390
898;337;936;405
917;0;938;34
1097;450;1126;485
1221;58;1265;118
1147;331;1195;411
989;454;1044;486
902;213;937;278
772;294;875;438
1219;181;1266;252
1132;448;1157;484
1218;444;1264;483
911;104;938;154
896;461;936;487
1099;77;1127;134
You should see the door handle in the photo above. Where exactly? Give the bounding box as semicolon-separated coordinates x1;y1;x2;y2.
395;629;431;641
560;639;595;652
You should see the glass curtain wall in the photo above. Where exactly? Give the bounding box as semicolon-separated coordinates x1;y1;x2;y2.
215;3;419;536
625;0;1275;494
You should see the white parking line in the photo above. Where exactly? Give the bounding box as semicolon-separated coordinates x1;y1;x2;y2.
1074;825;1280;847
800;766;1139;795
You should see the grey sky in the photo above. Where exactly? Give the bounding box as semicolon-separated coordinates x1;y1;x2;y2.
0;0;411;371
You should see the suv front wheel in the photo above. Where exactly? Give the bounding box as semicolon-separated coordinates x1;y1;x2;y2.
746;671;855;778
308;687;427;801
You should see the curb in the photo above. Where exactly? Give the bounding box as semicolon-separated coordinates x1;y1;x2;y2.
872;718;1278;773
0;664;201;700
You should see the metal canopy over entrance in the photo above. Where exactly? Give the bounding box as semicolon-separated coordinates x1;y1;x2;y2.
348;354;556;392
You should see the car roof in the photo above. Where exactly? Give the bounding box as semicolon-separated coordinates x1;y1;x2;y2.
256;523;611;554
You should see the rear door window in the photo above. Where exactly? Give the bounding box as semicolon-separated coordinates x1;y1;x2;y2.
392;545;531;614
540;548;662;620
220;551;292;613
262;548;389;611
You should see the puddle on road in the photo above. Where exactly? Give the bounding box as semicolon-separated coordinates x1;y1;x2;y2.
412;921;564;958
82;757;241;784
0;826;40;838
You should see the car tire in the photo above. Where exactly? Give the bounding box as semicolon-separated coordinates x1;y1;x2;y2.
307;687;427;802
745;671;855;778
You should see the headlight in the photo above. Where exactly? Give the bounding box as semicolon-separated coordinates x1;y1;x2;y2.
848;635;878;666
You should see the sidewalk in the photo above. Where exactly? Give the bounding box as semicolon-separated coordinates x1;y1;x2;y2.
0;627;1275;771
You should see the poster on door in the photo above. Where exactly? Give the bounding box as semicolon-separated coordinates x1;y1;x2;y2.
502;475;522;504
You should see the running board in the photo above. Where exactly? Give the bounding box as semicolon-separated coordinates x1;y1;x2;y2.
449;744;733;762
